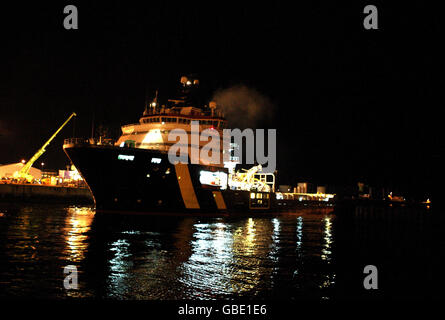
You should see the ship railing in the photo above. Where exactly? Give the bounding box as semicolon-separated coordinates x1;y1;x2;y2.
63;137;115;147
141;108;225;118
121;123;140;128
64;138;92;146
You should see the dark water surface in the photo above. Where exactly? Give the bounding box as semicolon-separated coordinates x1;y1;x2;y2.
0;203;443;300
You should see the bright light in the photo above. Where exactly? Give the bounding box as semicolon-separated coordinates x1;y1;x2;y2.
151;157;162;164
142;129;163;146
21;159;26;164
200;170;228;190
117;154;134;161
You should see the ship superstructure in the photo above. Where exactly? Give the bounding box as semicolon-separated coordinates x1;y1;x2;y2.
115;77;229;168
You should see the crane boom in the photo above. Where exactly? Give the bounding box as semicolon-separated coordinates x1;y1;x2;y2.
17;112;77;178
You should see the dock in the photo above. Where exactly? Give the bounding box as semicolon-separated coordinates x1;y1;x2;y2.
0;183;93;204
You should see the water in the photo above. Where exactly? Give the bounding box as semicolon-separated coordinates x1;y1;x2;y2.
0;203;443;300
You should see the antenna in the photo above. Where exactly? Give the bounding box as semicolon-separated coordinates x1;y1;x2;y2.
144;83;150;115
209;101;217;117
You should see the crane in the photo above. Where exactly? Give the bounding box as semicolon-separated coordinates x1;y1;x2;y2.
14;112;77;182
228;164;272;192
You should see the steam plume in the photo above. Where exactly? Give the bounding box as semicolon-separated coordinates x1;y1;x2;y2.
212;85;274;128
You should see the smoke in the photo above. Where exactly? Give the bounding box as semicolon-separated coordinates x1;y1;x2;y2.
212;85;274;129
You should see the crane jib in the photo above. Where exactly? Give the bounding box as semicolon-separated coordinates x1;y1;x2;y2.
19;112;77;176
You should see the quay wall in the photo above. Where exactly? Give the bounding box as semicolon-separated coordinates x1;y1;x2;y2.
0;183;93;204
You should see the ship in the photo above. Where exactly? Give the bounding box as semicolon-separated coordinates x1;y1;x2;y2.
63;76;277;215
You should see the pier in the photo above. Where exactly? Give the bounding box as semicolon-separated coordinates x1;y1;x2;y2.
0;183;93;204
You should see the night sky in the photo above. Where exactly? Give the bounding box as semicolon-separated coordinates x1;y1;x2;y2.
0;2;443;200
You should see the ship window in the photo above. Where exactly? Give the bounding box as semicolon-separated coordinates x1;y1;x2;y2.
161;117;165;123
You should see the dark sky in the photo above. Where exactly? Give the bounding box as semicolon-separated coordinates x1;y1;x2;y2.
0;2;443;200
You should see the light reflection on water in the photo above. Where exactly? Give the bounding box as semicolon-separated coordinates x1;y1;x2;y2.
0;204;338;299
64;207;94;263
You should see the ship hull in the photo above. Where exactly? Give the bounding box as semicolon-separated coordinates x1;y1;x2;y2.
63;144;274;215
